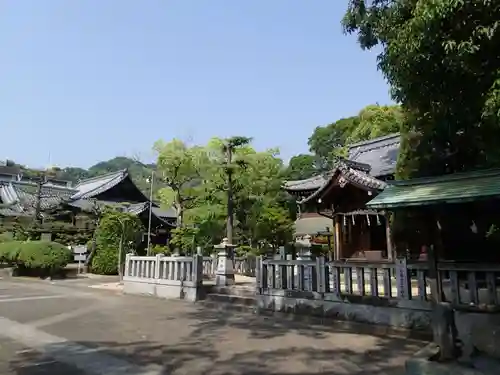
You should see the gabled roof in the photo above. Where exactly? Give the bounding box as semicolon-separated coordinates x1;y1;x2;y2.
366;169;500;209
348;133;400;177
299;161;387;204
71;169;145;200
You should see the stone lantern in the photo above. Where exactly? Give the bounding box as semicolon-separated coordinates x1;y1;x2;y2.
214;238;235;286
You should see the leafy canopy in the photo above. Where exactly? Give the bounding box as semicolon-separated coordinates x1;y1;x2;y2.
343;0;500;178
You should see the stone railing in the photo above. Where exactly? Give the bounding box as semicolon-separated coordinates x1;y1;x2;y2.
202;255;256;278
256;256;500;318
123;254;203;301
255;257;427;331
438;262;500;308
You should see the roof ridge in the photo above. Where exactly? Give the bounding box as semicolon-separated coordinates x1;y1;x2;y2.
348;133;400;150
75;169;127;187
390;168;500;187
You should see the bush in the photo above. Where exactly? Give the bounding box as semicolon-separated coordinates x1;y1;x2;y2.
0;232;13;243
0;240;72;274
0;241;23;264
91;247;118;275
150;244;170;255
17;241;72;271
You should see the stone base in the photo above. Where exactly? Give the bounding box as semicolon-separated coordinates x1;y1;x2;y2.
406;344;498;375
215;273;235;286
123;279;202;302
256;292;433;334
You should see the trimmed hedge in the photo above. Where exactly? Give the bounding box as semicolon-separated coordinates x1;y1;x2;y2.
0;240;72;272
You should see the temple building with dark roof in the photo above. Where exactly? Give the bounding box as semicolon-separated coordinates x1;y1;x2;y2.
0;169;176;245
284;133;400;260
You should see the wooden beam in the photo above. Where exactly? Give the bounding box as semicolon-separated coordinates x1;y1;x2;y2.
334;215;342;260
384;211;394;260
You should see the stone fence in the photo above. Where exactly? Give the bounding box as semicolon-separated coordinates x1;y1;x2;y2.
123;254;203;301
202;255;256;278
257;256;500;358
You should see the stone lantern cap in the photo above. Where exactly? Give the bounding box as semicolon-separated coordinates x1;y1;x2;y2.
214;238;236;249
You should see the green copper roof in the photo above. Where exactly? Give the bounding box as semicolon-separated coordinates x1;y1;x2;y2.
366;169;500;209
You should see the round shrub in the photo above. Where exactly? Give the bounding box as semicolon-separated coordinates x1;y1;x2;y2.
17;241;72;271
91;247;118;275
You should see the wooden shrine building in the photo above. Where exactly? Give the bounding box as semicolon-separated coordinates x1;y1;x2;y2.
284;134;400;261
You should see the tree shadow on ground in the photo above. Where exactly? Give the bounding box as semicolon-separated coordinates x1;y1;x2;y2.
8;305;425;375
8;338;418;375
184;302;429;342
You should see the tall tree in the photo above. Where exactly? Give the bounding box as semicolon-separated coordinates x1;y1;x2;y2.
308;104;403;171
343;0;500;178
284;154;318;180
221;136;252;244
154;139;207;227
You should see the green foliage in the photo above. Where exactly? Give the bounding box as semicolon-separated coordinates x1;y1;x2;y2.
150;244;171;255
308;104;404;172
169;226;199;254
343;0;500;178
154;139;208;227
283;154;318;180
17;241;72;270
0;241;23;264
154;136;294;250
0;232;13;243
91;247;119;275
91;209;144;275
254;205;294;249
0;241;72;271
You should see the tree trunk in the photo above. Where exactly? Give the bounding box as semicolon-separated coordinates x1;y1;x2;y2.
226;147;234;244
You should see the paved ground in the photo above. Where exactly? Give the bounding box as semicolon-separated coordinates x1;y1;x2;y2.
0;278;426;375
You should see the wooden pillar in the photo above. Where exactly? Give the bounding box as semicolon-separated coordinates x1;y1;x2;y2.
384;211;394;261
334;215;342;260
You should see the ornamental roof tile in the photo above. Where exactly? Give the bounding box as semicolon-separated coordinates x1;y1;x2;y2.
299;161;387;204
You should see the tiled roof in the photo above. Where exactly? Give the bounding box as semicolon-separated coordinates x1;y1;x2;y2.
283;173;329;192
348;133;400;177
0;181;76;216
72;170;128;200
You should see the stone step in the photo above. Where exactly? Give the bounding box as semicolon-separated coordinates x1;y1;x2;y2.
202;293;257;313
204;285;255;299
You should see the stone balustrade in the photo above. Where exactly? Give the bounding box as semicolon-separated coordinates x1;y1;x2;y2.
123;254;204;301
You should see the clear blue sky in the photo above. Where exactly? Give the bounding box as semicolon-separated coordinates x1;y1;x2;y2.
0;1;391;169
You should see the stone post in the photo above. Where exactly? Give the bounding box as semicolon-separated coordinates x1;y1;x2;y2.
214;238;235;286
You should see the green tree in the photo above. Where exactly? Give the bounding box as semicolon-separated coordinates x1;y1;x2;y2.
343;0;500;178
154;139;208;227
91;208;143;275
308;104;403;171
254;204;294;249
283;154;318;180
165;137;292;252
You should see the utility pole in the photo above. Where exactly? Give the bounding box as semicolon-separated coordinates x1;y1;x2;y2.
34;173;48;224
225;145;234;244
146;171;154;255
